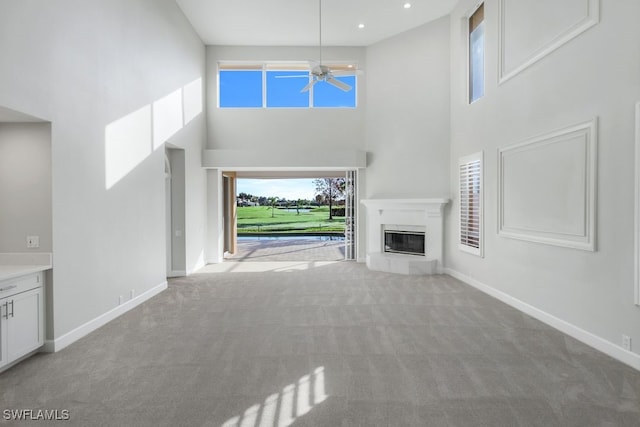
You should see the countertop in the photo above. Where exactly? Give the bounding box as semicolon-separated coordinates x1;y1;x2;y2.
0;265;51;282
0;253;52;282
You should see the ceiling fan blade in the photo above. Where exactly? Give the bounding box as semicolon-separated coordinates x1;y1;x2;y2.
301;79;318;93
326;77;352;92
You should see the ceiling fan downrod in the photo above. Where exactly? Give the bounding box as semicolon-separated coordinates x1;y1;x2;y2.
318;0;322;66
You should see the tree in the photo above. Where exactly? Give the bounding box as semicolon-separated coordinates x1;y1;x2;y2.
313;178;345;220
267;196;278;218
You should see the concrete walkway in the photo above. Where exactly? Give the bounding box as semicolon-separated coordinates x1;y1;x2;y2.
227;237;345;262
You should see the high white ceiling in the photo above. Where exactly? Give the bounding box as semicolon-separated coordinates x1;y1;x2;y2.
175;0;458;46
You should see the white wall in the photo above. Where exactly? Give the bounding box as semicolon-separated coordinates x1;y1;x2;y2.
0;0;207;342
364;17;451;200
205;45;368;262
206;46;366;151
447;0;640;361
0;123;52;252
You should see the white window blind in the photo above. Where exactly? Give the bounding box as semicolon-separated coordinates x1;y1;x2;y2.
459;152;483;256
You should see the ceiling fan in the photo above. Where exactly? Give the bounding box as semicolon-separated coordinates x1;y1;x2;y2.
287;0;362;93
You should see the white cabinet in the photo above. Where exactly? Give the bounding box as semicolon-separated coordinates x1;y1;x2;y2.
0;272;44;370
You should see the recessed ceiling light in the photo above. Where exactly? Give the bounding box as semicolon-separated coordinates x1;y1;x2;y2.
358;23;365;29
403;2;412;8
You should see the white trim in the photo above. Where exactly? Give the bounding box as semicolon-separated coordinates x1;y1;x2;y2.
262;63;267;108
444;268;640;371
167;270;186;278
498;0;599;84
202;149;366;170
635;102;640;306
354;169;362;262
498;119;597;251
41;281;167;353
360;198;449;213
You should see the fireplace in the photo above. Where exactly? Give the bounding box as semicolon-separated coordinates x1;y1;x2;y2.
384;230;425;256
361;199;449;275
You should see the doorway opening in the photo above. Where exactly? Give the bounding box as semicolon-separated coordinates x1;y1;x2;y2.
222;171;358;262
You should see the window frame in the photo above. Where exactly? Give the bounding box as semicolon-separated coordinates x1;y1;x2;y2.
634;102;640;305
312;75;357;109
459;151;484;257
217;67;264;109
266;69;312;108
217;61;357;109
468;2;485;104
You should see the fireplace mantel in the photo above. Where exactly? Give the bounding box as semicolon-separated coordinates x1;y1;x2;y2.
360;199;449;215
360;198;450;275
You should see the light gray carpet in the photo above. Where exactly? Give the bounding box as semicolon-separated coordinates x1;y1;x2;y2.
1;261;640;426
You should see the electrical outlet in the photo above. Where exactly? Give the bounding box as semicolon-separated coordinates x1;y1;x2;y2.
622;335;632;351
26;235;40;248
130;289;135;300
119;295;123;305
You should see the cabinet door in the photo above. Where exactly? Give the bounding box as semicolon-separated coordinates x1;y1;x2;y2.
0;298;8;369
7;288;43;362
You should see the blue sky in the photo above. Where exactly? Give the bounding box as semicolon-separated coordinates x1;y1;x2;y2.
237;179;318;200
220;70;355;108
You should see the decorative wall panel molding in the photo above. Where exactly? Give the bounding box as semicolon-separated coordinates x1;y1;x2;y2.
634;102;640;305
498;119;597;250
498;0;599;84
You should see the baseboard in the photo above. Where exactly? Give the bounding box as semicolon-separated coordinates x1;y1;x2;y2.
42;281;168;353
167;270;186;278
444;268;640;371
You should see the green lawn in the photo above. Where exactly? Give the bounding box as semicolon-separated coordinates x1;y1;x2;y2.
237;206;345;234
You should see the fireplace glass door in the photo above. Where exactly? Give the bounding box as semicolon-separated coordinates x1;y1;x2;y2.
384;231;425;256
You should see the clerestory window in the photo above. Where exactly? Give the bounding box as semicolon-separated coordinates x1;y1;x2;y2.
469;3;485;103
218;62;357;109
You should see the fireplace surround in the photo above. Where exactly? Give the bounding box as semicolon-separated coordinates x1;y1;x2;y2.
360;199;449;275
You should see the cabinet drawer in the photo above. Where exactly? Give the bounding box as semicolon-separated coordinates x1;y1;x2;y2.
0;273;42;298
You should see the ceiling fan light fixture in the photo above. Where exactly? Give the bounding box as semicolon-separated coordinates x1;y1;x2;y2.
301;0;357;93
